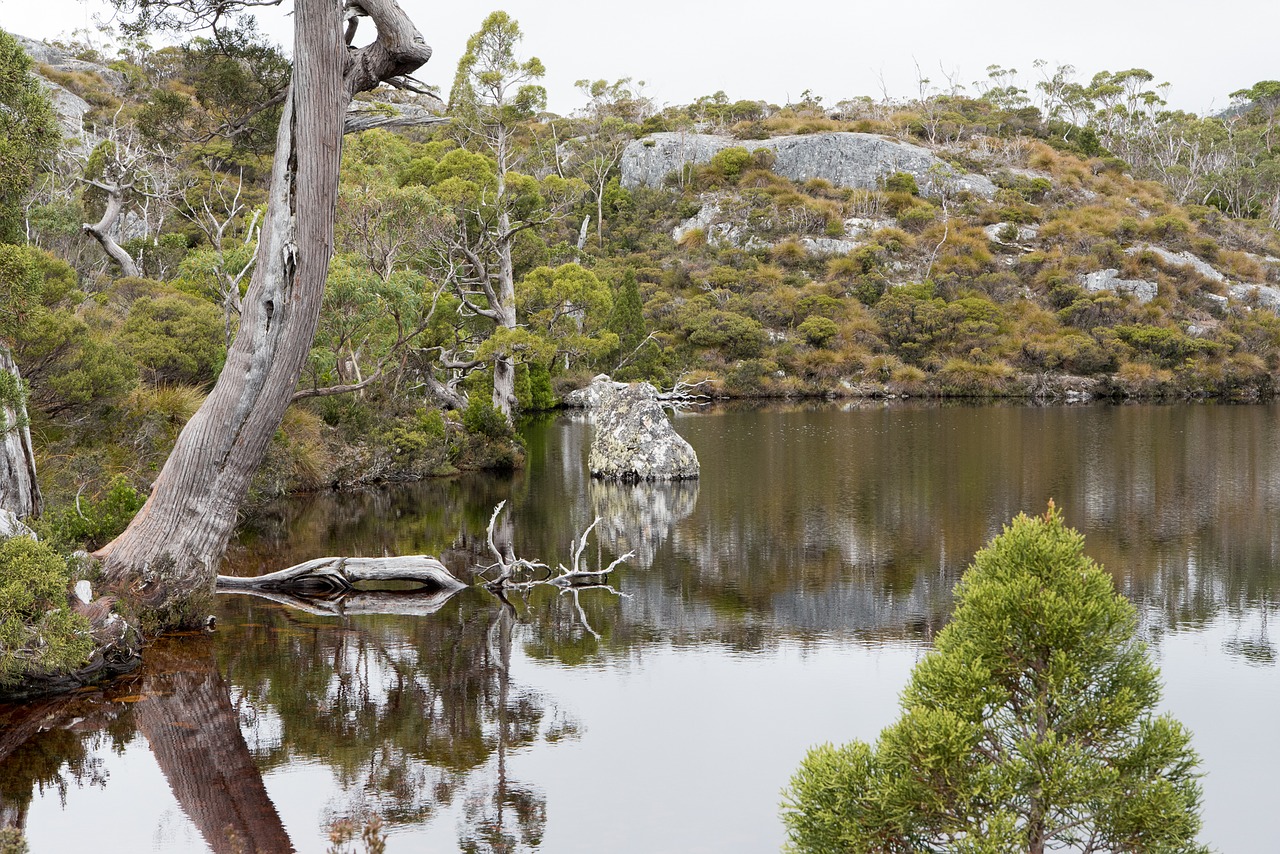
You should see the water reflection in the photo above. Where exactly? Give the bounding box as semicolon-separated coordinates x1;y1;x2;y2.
588;479;698;569
3;402;1278;852
0;637;293;854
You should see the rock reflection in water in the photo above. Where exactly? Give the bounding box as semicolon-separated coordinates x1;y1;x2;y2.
588;478;698;569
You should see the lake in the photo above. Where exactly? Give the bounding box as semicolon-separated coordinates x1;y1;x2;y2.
2;402;1277;852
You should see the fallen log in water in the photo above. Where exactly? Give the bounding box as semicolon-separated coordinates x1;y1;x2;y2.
215;555;467;593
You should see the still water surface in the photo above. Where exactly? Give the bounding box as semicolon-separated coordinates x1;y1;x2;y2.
3;402;1278;852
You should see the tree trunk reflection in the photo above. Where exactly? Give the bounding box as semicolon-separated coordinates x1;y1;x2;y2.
134;640;293;854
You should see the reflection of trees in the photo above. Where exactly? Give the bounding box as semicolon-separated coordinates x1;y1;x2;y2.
216;592;557;846
226;403;1280;675
459;606;547;853
0;694;117;834
135;640;293;854
0;637;292;854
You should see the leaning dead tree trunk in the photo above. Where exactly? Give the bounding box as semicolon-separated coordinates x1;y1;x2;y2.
96;0;433;628
0;346;42;520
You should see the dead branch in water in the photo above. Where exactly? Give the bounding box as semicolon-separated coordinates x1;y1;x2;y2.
477;500;634;594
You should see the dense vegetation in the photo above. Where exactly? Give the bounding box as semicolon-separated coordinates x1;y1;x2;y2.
2;21;1279;551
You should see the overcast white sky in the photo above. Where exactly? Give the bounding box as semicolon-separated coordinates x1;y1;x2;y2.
2;0;1276;115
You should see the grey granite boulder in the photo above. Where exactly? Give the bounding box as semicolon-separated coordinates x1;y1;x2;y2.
564;374;625;408
1228;283;1280;310
588;383;699;481
1081;269;1158;304
621;131;995;198
1126;244;1226;282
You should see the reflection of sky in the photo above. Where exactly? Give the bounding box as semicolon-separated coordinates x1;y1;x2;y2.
17;616;1279;853
24;734;204;853
14;404;1280;851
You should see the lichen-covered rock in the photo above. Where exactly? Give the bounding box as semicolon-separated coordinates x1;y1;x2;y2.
1126;244;1227;282
984;222;1040;244
621;132;996;198
588;383;699;481
1228;283;1280;310
564;375;626;408
1081;269;1158;304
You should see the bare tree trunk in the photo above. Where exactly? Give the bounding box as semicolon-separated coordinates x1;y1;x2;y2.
0;346;41;519
96;0;432;627
491;165;518;421
82;185;140;278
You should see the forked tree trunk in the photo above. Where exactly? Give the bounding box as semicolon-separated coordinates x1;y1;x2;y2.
0;346;41;519
95;0;432;628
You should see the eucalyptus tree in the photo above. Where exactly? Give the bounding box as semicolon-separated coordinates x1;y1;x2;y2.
94;0;435;628
442;11;551;422
568;78;649;247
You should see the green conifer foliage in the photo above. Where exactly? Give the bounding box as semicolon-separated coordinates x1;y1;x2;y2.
784;505;1207;854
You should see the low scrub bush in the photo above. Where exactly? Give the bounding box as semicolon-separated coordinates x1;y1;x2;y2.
0;537;93;688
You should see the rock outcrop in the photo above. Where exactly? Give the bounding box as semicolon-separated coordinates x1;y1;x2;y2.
621;131;996;198
586;382;699;481
1081;269;1159;304
1122;243;1280;309
11;34;113;138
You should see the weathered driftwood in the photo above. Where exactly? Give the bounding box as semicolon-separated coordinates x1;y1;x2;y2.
216;555;466;593
344;100;448;134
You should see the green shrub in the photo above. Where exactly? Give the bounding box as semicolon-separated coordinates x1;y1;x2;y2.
120;294;225;386
0;537;93;687
381;408;451;475
1113;324;1224;366
797;315;840;348
882;171;919;195
707;146;753;183
463;396;511;439
783;506;1206;853
684;310;768;359
45;474;146;551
